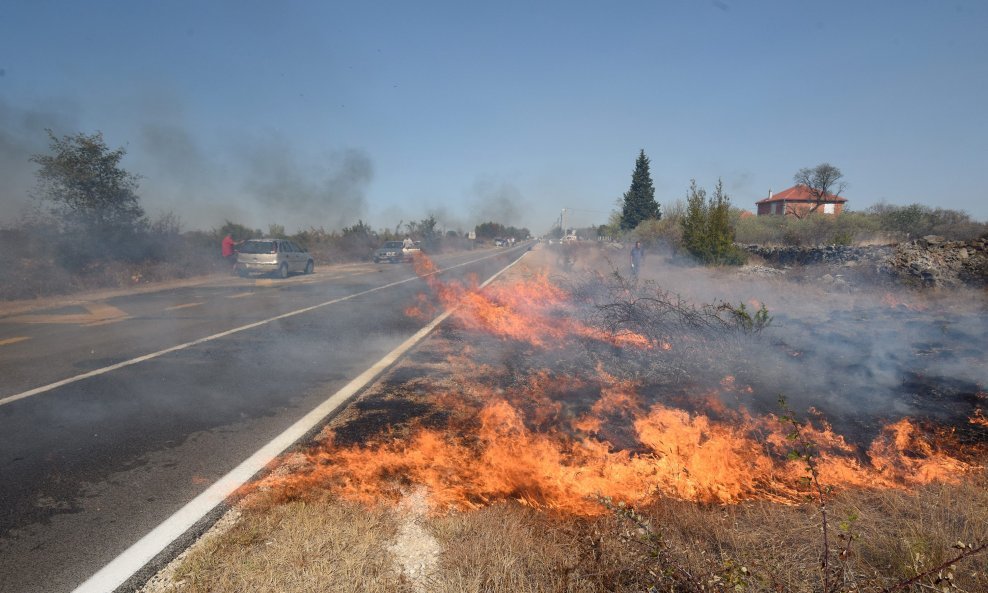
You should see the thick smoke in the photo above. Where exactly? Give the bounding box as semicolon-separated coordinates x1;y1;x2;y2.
239;138;372;233
137;122;228;224
0;99;78;226
138;123;373;233
1;94;374;233
470;178;523;228
575;251;988;442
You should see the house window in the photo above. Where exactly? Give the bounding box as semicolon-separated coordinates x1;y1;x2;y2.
823;203;835;214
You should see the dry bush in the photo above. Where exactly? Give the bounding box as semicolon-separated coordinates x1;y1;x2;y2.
735;212;883;247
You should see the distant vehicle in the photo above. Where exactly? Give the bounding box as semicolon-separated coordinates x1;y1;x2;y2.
236;239;314;278
493;237;507;247
563;234;578;242
373;240;420;263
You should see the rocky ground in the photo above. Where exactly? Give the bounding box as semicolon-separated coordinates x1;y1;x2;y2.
743;235;988;290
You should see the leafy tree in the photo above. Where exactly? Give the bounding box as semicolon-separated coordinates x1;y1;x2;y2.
680;179;708;257
867;202;987;241
792;163;846;218
31;130;147;235
407;215;439;241
707;179;737;262
30;129;152;267
679;179;746;265
218;220;262;241
342;219;374;238
504;226;530;241
620;149;661;230
475;221;507;240
600;210;623;239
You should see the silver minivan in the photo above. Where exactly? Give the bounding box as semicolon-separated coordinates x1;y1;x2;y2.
235;239;314;278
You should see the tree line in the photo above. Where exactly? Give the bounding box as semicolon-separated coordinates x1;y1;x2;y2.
18;130;522;265
612;152;986;264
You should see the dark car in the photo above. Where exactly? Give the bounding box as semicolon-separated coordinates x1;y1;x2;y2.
235;239;314;278
373;240;420;263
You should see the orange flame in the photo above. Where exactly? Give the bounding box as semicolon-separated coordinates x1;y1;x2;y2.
248;371;980;514
406;255;653;350
242;263;984;516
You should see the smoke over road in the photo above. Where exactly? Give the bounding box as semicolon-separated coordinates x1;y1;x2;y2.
0;98;375;233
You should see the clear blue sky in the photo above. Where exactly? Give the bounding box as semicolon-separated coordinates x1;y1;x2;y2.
2;0;986;233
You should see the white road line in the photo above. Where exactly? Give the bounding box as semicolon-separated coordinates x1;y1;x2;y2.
70;248;530;593
0;247;525;409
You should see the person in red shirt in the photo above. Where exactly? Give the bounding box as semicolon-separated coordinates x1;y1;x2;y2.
221;233;240;272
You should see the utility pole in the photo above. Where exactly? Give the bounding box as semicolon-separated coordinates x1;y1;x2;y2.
560;208;567;236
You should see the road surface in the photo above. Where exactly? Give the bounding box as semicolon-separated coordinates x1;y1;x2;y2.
0;245;531;593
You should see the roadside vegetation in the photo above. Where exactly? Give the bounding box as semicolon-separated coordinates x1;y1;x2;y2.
0;129;528;301
6;134;986;299
629;194;988;257
158;476;988;593
605;155;987;263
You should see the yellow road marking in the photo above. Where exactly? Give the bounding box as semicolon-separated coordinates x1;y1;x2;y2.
5;303;130;326
164;302;204;311
226;292;255;299
0;336;30;346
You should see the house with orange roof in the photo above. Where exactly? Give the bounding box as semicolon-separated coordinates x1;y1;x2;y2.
756;185;847;218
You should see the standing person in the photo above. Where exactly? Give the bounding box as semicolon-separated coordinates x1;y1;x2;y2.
630;240;644;280
221;233;239;273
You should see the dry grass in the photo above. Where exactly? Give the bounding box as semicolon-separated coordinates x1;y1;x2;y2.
167;494;406;593
426;503;592;593
156;470;987;593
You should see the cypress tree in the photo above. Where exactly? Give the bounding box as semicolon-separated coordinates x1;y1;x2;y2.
620;149;661;230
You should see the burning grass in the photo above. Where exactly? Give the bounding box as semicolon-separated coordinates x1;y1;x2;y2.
152;248;988;592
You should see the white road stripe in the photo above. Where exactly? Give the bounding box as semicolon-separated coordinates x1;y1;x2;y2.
0;247;525;408
70;248;530;593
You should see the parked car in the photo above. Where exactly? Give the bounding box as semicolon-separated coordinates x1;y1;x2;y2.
235;239;314;278
373;240;420;263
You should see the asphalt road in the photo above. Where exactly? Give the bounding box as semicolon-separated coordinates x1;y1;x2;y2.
0;245;531;593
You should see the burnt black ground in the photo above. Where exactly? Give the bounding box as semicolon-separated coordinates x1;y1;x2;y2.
326;275;988;468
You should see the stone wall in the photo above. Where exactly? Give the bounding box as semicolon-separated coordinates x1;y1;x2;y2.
743;236;988;289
